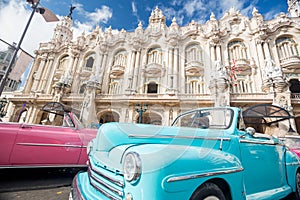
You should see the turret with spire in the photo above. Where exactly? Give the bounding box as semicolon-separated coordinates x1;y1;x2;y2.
288;0;300;17
51;6;74;45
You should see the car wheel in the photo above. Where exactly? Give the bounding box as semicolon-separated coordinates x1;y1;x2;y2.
190;182;226;200
295;171;300;200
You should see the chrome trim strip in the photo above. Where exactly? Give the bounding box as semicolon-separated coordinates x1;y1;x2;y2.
88;169;124;197
90;162;124;187
89;176;122;200
286;162;300;166
0;165;87;169
167;167;244;183
239;140;276;145
16;143;82;148
128;134;231;141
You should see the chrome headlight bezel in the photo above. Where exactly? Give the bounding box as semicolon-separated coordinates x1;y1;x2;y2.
87;140;94;155
123;152;142;183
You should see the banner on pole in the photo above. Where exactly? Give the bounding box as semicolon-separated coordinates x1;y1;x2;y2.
9;51;33;81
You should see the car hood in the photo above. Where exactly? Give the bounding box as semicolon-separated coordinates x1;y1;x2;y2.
91;142;240;184
94;122;228;152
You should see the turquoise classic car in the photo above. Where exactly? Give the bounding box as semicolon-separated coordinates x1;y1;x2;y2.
70;106;300;200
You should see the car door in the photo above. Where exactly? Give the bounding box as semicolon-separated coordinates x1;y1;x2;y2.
10;123;82;166
0;122;21;165
239;134;286;196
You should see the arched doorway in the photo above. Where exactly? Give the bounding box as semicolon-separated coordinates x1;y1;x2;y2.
289;79;300;93
99;111;120;125
295;116;300;133
136;111;162;125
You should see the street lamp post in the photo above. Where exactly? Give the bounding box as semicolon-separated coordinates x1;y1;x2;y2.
0;97;8;119
0;0;58;96
135;104;148;123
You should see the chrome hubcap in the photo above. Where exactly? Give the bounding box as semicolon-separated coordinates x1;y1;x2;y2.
203;196;219;200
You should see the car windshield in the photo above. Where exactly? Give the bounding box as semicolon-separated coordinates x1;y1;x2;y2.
72;113;84;129
172;108;233;129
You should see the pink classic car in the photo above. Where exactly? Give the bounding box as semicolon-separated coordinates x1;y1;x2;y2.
281;135;300;157
0;102;98;168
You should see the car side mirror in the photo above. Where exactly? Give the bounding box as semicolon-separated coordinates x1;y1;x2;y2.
246;127;256;136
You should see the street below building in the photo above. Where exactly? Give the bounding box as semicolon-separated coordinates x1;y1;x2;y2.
0;168;85;200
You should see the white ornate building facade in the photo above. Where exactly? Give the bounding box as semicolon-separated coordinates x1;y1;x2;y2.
4;1;300;133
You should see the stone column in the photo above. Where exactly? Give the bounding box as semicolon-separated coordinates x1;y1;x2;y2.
167;48;173;88
132;50;141;92
31;56;46;91
95;53;103;78
173;48;179;90
125;50;135;93
40;57;54;93
216;44;222;61
263;41;271;59
100;53;109;93
210;44;216;63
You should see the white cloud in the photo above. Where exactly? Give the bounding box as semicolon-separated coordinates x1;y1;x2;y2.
131;1;140;23
183;0;205;17
0;0;114;55
70;3;113;35
87;6;112;25
0;0;59;55
132;1;137;14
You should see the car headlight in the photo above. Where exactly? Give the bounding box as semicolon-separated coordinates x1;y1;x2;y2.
123;152;141;183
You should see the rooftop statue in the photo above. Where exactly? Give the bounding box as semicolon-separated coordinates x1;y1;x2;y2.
67;4;76;19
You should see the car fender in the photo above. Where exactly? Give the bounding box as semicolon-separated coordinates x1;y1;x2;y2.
126;144;244;196
285;149;300;191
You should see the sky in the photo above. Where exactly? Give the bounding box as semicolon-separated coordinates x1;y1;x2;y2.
0;0;289;56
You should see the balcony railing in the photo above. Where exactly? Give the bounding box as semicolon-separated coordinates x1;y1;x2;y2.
280;55;300;71
291;93;300;100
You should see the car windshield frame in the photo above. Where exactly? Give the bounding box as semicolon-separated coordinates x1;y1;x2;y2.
171;107;234;129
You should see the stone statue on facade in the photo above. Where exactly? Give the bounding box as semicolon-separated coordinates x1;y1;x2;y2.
209;60;229;107
262;57;275;92
262;57;288;92
80;85;98;127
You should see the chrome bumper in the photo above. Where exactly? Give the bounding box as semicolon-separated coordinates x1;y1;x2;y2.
70;173;85;200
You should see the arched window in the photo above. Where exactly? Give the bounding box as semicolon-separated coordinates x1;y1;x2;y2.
108;81;120;94
86;57;94;68
276;36;299;60
84;53;96;71
79;84;86;94
147;82;158;93
231;76;252;94
186;45;202;63
58;55;69;69
113;50;127;67
185;76;205;94
147;47;162;64
228;40;248;61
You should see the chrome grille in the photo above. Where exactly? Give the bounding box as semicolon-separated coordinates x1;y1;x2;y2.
88;160;125;200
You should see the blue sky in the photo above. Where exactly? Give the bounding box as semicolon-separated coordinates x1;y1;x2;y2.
0;0;289;55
